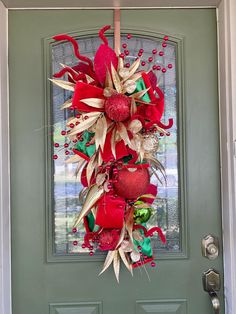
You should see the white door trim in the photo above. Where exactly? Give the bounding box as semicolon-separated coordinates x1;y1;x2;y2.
218;0;236;313
0;2;11;314
0;1;235;314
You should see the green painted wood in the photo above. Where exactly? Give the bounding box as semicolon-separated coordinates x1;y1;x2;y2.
9;9;224;314
136;300;187;313
49;302;102;314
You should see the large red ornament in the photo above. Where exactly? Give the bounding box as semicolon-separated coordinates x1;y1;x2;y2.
113;167;150;199
104;93;131;121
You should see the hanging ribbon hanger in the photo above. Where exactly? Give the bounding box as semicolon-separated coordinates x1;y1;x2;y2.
114;8;121;55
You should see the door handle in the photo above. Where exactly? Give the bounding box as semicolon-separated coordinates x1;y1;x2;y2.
208;291;220;314
202;269;221;314
202;234;219;260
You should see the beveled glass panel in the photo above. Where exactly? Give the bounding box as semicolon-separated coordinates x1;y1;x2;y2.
50;33;180;256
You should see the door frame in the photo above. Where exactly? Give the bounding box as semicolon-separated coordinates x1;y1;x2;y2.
0;1;235;314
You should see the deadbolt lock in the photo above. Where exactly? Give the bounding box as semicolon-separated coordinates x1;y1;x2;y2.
202;234;219;260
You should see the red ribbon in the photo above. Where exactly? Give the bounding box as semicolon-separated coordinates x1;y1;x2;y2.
133;224;166;244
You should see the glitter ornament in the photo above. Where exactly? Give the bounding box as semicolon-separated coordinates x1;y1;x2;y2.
142;134;159;153
104;93;131;121
113;167;150;199
134;206;152;224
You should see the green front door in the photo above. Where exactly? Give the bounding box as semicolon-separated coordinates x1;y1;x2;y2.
9;9;224;314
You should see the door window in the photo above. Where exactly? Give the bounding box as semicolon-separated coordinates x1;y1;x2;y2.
48;32;184;259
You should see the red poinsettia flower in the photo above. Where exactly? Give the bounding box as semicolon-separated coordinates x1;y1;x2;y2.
98;229;120;251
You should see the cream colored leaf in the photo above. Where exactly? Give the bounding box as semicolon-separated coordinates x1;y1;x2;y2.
65;155;82;164
49;79;75;91
91;206;97;218
119;68;130;79
113;250;120;283
66;117;79;127
123;58;141;82
60;99;72;110
135;203;152;209
85;74;94;83
118;248;133;274
117;122;132;148
69;113;101;135
125;207;134;243
123;80;136;94
118;55;124;72
115;225;126;249
99;250;116;276
105;69;113;88
139;147;145;162
111;127;117;159
132;88;150;99
111;63;122;93
95;115;107;151
129;72;142;83
80;98;105;109
138;194;156;200
130;97;137;116
73;184;104;227
83;111;104;118
121;240;134;253
129;58;141;72
86;153;97;185
96;173;106;186
97;151;103;169
75;160;87;179
60;63;78;73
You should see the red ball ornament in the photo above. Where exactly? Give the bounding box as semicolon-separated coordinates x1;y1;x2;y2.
113;167;150;199
104;93;131;122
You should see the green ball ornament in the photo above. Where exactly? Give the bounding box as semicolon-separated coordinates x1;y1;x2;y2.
134;207;152;224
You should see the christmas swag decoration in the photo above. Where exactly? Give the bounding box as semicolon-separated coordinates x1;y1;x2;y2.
51;25;173;281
